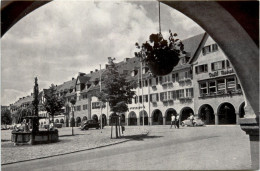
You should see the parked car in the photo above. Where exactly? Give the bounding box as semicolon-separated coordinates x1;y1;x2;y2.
81;119;104;130
181;117;205;127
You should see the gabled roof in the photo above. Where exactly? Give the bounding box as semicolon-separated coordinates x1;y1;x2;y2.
76;75;91;84
186;32;209;63
56;79;77;92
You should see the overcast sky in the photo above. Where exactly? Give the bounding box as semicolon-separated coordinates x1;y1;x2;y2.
1;0;204;106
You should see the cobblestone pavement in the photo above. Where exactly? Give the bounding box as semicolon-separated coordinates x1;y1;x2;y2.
1;126;148;164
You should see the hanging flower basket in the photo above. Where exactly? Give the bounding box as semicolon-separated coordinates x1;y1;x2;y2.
135;30;185;76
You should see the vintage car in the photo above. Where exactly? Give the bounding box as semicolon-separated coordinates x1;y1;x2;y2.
181;117;205;127
81;119;103;130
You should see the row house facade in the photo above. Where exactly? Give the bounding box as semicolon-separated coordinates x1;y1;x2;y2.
9;32;246;127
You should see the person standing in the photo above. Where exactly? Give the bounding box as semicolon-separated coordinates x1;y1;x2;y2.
175;114;180;129
189;113;195;127
170;114;176;129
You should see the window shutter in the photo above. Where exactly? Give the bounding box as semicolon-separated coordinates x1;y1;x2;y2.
205;65;208;72
195;67;198;74
156;93;159;101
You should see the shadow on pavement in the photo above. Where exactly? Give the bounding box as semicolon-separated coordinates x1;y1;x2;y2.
119;134;163;141
59;134;86;137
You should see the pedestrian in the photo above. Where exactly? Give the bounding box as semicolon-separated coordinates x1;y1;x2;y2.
175;114;180;129
189;113;195;127
170;114;175;129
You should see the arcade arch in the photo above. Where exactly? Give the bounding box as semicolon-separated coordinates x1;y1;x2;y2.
128;111;137;126
99;114;107;126
92;114;98;123
152;109;163;125
198;104;215;125
165;108;177;125
180;107;194;121
217;102;236;124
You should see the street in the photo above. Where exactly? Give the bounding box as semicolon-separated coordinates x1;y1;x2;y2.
2;125;251;170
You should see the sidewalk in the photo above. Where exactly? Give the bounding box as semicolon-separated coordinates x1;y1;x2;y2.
1;126;149;164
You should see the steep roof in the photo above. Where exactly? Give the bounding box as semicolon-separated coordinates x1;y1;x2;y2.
56;79;76;92
182;33;206;58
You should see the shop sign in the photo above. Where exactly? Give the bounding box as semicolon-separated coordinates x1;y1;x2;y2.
209;69;234;78
129;106;145;110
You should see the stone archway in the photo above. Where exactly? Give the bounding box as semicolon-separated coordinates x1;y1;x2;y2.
139;110;148;125
180;107;194;122
128;111;137;126
92;114;98;123
217;102;236;125
198;104;215;125
152;109;163;125
99;114;107;126
165;108;177;125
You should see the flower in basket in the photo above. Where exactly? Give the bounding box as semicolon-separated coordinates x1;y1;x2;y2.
135;30;186;76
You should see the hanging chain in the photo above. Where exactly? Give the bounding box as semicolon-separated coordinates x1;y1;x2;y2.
158;1;161;34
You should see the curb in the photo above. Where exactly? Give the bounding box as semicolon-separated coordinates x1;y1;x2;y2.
2;131;149;166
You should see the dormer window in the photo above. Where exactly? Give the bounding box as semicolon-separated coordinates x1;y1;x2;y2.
131;70;138;77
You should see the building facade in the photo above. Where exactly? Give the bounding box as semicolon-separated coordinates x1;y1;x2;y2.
9;33;246;127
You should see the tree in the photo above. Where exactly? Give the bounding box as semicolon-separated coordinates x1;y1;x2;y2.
97;61;135;138
1;109;12;125
70;98;76;135
43;84;65;122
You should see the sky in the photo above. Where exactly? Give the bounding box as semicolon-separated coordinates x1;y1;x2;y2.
1;0;204;106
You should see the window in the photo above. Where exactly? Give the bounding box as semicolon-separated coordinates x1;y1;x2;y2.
226;60;231;68
156;77;159;85
139;96;142;103
195;64;208;74
134;96;138;104
200;82;208;96
227;77;236;91
144;95;148;102
202;45;211;55
172;73;176;82
212;44;218;52
217;79;226;92
211;61;225;71
83;104;88;110
76;106;81;111
92;102;101;109
209;81;216;94
178;89;185;98
186;88;193;97
150;94;158;102
160;92;167;101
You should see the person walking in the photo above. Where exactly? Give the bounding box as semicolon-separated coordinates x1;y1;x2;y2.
170;114;176;129
175;114;180;129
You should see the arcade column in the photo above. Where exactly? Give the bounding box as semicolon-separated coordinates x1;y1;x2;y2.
137;118;140;126
163;117;166;125
126;118;128;126
149;117;152;125
214;113;219;125
239;101;259;170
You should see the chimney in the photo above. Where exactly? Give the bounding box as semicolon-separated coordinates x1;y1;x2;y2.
72;77;74;80
124;58;130;62
78;72;86;76
95;69;98;72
